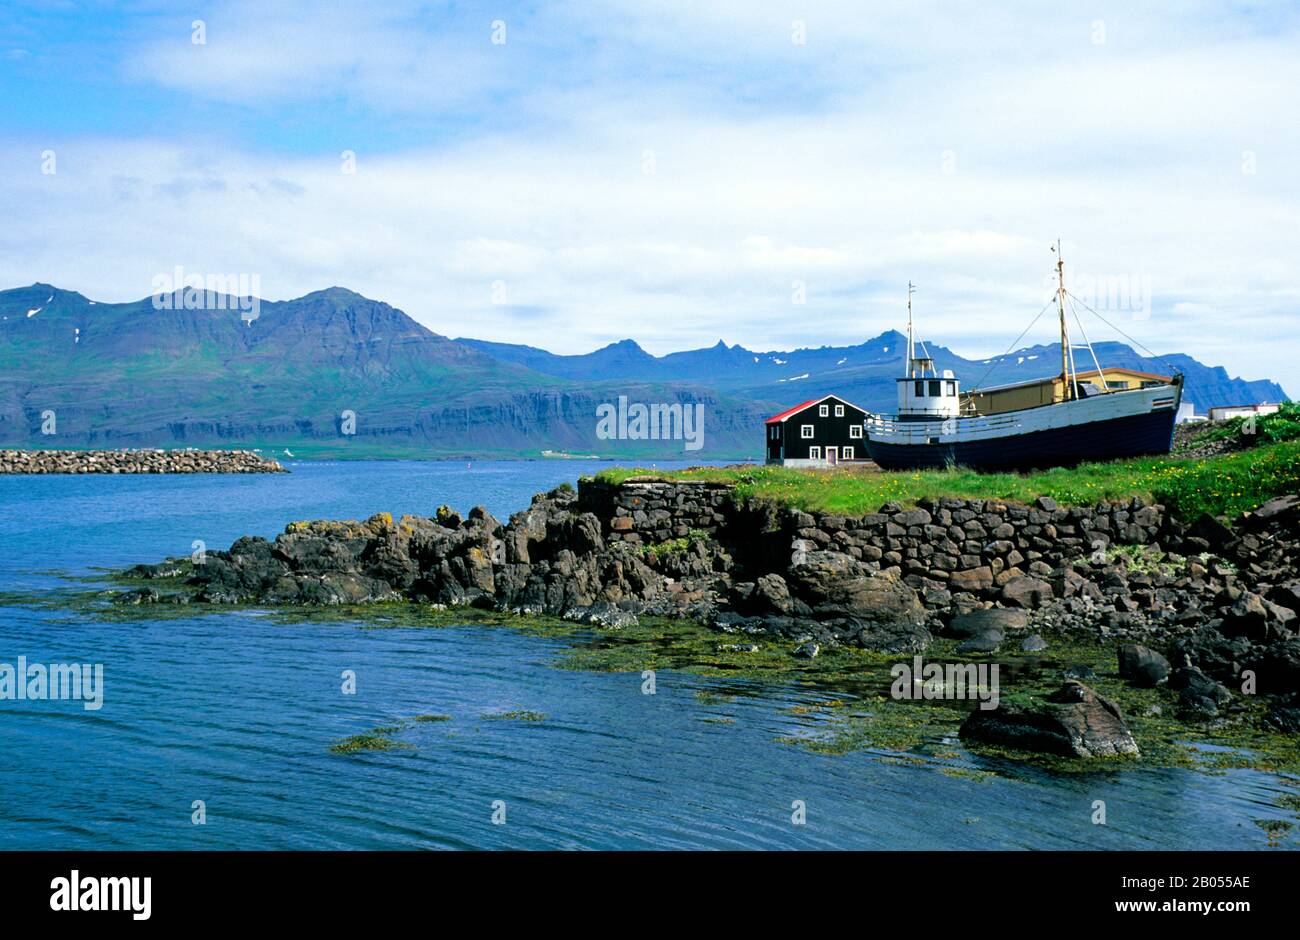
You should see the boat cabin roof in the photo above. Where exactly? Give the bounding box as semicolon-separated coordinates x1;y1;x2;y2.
971;367;1172;395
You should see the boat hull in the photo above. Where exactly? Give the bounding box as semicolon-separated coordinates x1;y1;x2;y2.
865;383;1181;471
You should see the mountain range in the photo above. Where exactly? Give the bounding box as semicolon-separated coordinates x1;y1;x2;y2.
0;283;1288;459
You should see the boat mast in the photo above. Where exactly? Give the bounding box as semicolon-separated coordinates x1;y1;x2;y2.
1054;240;1072;400
906;281;916;378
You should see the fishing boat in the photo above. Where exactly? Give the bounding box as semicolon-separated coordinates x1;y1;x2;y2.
864;244;1183;471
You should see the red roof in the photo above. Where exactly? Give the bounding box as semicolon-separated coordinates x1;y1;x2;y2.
766;395;867;424
766;399;818;424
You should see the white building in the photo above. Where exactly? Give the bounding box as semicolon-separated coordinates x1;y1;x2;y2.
1208;403;1281;422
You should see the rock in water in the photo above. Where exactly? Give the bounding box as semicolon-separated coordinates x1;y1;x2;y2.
960;681;1140;758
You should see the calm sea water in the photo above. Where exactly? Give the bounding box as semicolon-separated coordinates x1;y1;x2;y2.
0;459;1295;850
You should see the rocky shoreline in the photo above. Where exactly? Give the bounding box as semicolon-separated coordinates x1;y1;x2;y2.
121;476;1300;760
0;449;286;474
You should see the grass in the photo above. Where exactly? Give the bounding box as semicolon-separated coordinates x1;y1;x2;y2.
1195;401;1300;447
1103;544;1181;578
627;529;713;560
595;439;1300;520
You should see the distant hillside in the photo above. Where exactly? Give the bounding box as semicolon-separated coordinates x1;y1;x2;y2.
1;282;1287;459
961;341;1287;414
462;330;1287;415
0;284;772;458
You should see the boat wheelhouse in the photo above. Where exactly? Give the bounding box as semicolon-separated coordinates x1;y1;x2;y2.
864;248;1183;471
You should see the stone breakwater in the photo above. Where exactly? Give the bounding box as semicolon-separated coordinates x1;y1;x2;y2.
0;449;286;474
124;476;1300;755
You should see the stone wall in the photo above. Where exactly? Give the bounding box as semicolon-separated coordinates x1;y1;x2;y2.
578;477;734;544
578;477;1166;608
783;494;1165;607
0;449;287;474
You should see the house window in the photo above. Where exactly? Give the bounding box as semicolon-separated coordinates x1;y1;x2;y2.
1106;380;1128;390
819;404;829;417
842;446;854;460
834;404;844;417
808;446;821;460
801;425;814;439
770;426;779;440
850;425;863;439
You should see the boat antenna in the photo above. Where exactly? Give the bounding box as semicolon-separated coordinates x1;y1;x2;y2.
1052;240;1074;400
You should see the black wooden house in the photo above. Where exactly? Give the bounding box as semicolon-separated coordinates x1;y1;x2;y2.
765;394;868;466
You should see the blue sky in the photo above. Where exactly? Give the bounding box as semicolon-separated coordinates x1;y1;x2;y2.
1;1;1297;394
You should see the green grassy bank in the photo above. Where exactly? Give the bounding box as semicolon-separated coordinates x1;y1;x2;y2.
596;435;1300;520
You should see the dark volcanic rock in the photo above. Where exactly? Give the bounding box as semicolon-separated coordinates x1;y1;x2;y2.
564;601;638;630
1171;626;1252;685
947;608;1030;637
753;573;793;615
792;641;820;659
1220;592;1272;642
1263;695;1300;733
854;619;933;654
788;551;925;625
959;681;1140;758
1245;638;1300;696
1268;582;1300;612
956;632;1003;653
1001;576;1054;609
949;566;994;592
1118;644;1171;687
1249;495;1300;524
1170;667;1233;719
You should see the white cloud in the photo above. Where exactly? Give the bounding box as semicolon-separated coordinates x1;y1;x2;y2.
129;1;507;111
0;1;1295;395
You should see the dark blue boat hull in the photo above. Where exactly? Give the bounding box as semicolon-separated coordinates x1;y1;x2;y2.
866;406;1178;471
